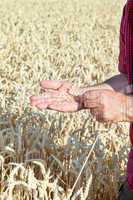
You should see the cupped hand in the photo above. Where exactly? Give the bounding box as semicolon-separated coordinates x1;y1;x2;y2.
30;80;83;112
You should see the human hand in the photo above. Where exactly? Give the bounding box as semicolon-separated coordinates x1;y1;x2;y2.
82;89;128;123
30;80;83;112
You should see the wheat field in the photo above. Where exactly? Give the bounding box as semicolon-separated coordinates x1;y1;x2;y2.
0;0;130;199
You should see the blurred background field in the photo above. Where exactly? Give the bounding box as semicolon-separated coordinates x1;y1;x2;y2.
0;0;130;199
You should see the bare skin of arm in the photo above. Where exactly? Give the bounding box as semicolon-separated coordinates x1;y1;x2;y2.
30;73;133;123
74;73;129;95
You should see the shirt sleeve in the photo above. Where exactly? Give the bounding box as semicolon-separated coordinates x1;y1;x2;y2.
118;4;128;74
126;1;133;84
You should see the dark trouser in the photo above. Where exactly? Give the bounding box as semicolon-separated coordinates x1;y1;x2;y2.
118;181;133;200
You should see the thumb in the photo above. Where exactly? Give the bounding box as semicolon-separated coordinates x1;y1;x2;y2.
58;82;73;92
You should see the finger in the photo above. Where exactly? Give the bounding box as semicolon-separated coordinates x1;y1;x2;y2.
90;108;97;115
58;82;72;92
48;102;79;112
95;115;102;122
30;96;46;106
90;108;100;116
94;109;105;122
30;95;44;101
36;102;49;110
40;80;71;91
31;98;80;112
84;100;100;108
83;90;101;100
40;80;62;90
90;108;104;122
30;96;54;106
30;92;57;102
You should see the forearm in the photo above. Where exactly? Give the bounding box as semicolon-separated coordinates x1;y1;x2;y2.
80;73;130;95
103;73;129;94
